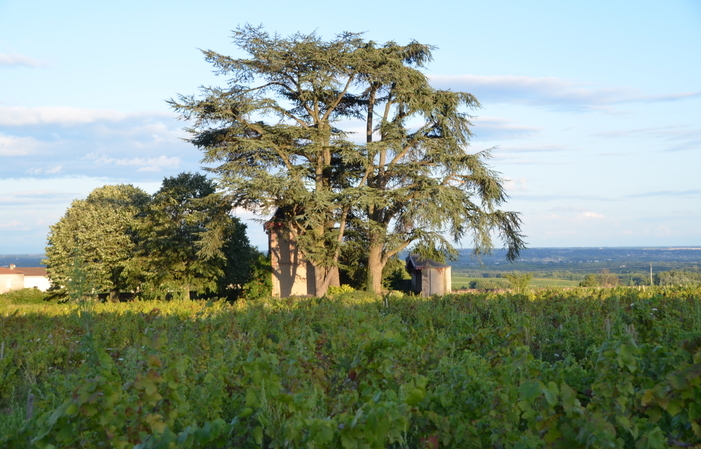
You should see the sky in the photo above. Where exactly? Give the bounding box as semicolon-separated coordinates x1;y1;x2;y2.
1;0;700;254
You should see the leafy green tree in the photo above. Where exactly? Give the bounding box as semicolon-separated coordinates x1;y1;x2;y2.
504;272;533;293
654;270;701;286
134;173;255;300
579;273;600;287
44;184;150;301
170;26;525;295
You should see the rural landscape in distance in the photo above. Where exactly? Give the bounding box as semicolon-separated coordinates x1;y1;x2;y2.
2;0;700;447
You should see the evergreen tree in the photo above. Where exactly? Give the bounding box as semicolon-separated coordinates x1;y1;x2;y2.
134;173;255;300
171;26;525;294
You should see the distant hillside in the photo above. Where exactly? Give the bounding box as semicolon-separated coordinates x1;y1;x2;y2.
3;247;700;272
454;247;701;267
0;254;46;268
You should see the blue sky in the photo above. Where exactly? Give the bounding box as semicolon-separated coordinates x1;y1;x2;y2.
1;0;700;253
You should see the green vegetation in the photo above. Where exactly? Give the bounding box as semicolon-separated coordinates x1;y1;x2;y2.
0;288;49;305
503;271;533;293
170;26;525;295
2;287;701;447
44;174;260;302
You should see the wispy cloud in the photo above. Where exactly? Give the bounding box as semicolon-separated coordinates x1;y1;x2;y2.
27;166;63;175
595;125;701;152
0;106;197;180
579;211;605;219
429;75;701;110
503;177;528;192
0;134;38;156
84;153;181;172
470;116;540;140
626;189;701;199
0;53;44;68
495;144;572;154
0;106;141;126
0;189;75;205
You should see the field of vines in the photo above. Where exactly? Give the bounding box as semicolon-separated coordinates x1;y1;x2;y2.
1;287;701;448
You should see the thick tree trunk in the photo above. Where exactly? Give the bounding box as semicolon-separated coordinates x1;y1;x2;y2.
366;242;385;294
109;288;120;303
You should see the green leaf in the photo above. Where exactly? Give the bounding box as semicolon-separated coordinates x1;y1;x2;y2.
519;380;542;403
542;381;559;407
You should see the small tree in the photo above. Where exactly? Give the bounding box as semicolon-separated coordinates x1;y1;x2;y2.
45;184;150;302
504;272;533;293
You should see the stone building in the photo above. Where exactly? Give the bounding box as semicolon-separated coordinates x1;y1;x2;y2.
405;254;452;296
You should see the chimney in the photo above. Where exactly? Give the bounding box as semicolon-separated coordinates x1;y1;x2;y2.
9;264;16;270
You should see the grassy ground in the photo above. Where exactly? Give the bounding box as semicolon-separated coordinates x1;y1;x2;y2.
452;275;579;290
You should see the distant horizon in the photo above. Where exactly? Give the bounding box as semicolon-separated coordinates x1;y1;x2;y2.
2;245;701;258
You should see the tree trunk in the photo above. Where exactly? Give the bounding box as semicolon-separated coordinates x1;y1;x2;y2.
366;242;385;294
183;284;190;301
314;265;339;297
109;288;120;303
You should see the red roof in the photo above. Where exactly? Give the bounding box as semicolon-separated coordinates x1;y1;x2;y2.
15;267;48;277
0;267;47;276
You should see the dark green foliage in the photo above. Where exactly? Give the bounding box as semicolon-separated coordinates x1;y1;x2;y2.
241;253;273;300
468;278;510;290
134;173;257;301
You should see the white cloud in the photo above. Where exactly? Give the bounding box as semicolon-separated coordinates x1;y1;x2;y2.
84;153;181;172
26;165;63;175
0;134;38;156
495;144;572;154
0;106;129;126
0;219;29;230
0;53;44;68
429;75;701;110
470;116;540;140
504;177;528;192
579;211;605;219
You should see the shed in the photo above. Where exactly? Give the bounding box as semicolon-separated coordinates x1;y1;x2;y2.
406;254;452;296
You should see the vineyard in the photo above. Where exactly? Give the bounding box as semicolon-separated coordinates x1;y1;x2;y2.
1;287;701;448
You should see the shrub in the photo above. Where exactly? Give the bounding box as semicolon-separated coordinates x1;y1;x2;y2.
0;288;49;305
503;272;533;293
327;284;355;296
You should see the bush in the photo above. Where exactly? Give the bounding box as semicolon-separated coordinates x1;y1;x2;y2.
469;279;510;290
327;284;355;296
242;254;273;300
503;272;533;293
0;288;49;304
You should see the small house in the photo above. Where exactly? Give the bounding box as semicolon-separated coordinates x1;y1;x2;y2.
0;264;50;294
406;254;452;296
0;267;25;294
